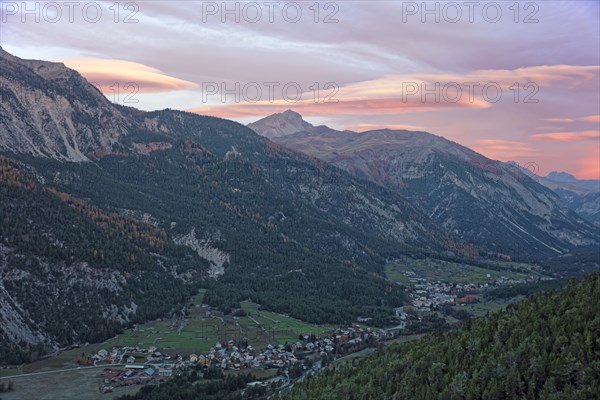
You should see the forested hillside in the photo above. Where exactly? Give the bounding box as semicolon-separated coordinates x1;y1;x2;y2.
282;272;600;400
0;49;467;362
249;114;599;259
0;156;208;363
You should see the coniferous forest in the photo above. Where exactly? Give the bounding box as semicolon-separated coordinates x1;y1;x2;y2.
281;273;600;400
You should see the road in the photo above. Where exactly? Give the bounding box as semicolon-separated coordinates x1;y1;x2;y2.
0;364;125;380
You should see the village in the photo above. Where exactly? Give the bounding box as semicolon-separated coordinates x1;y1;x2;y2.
86;325;395;393
86;269;549;393
399;269;538;313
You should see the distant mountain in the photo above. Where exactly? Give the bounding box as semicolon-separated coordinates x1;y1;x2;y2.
554;190;600;226
539;172;599;225
547;171;579;182
247;109;316;139
0;49;469;361
506;164;600;225
536;170;599;195
249;113;599;259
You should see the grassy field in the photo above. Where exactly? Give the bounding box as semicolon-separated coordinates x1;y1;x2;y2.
0;367;140;400
384;264;410;283
0;368;22;378
22;300;335;374
383;334;426;346
333;334;426;368
333;347;377;367
386;257;529;285
192;288;207;305
452;300;510;317
241;302;335;344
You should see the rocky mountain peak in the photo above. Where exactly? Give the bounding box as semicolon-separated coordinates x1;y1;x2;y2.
247;109;314;138
546;171;577;182
0;48;130;161
253;120;599;257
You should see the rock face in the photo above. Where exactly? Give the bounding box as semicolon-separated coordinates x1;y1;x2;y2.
1;48;469;361
508;166;600;226
249;114;599;258
247;109;315;139
174;228;230;278
0;46;130;161
541;174;600;226
556;192;600;226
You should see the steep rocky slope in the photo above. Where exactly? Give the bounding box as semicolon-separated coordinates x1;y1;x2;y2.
0;46;131;161
247;109;315;139
0;156;207;363
526;170;600;226
0;49;472;362
249;113;599;259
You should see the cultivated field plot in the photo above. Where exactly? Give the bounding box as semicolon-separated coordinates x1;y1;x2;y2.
453;299;518;317
0;368;139;400
386;257;531;284
240;302;335;344
22;291;335;374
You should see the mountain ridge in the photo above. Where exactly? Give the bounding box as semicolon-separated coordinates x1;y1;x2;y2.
0;49;476;361
249;112;599;258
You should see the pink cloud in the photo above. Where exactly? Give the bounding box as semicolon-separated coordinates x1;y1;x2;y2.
530;130;599;142
189;96;488;119
573;154;600;180
60;58;197;94
473;139;536;159
540;115;600;124
579;115;600;123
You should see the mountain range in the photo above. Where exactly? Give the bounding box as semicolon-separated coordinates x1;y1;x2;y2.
0;48;467;361
529;170;600;226
0;48;598;363
249;110;599;259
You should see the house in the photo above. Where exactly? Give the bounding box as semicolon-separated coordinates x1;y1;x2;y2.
100;386;113;394
189;353;199;363
126;356;136;364
199;355;209;365
158;368;172;377
146;368;155;376
148;346;157;353
98;349;108;358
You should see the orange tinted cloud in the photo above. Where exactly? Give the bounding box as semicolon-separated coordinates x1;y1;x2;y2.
540;118;575;123
60;58;197;93
473;139;536;159
574;155;600;180
465;65;599;88
188;65;597;119
579;115;600;123
540;115;600;124
530;130;599;142
367;65;599;92
189;96;488;118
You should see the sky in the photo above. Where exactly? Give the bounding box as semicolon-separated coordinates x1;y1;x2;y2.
1;0;599;178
